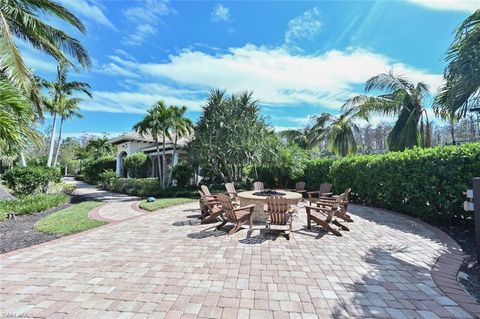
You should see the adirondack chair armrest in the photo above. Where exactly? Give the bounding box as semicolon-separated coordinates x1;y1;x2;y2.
234;204;255;213
204;200;221;207
225;191;237;196
305;205;330;215
319;192;333;197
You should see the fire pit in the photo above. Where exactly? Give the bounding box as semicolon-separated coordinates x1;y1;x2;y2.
237;190;302;223
252;190;286;197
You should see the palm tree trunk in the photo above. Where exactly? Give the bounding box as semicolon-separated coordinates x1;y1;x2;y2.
47;112;57;167
167;134;178;187
450;120;456;145
155;139;162;185
53;116;65;167
162;134;167;190
19;152;26;167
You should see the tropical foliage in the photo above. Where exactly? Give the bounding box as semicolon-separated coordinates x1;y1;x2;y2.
342;72;431;151
434;9;480;118
133;101;193;189
0;0;91;157
1;165;61;195
188;89;269;182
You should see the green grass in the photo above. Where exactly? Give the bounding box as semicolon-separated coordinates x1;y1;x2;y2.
138;197;195;211
34;201;106;236
0;193;70;221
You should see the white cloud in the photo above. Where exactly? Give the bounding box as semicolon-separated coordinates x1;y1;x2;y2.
123;0;175;46
58;0;115;29
211;4;230;22
80;82;203;114
285;7;322;48
104;44;443;112
405;0;479;13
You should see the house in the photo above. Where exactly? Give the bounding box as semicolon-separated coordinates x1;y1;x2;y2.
110;132;189;178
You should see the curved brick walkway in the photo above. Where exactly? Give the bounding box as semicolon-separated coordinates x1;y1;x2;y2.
1;202;478;318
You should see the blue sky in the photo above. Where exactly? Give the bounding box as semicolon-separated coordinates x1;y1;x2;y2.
24;0;479;137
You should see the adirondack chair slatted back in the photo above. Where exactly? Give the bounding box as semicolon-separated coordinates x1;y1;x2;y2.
325;191;347;221
253;181;264;191
201;185;212;196
225;183;236;198
319;183;332;194
216;194;237;221
295;182;306;191
266;196;290;225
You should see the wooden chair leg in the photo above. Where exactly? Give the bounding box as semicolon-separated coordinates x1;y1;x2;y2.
306;209;312;230
333;219;349;231
216;218;227;230
249;213;253;229
317;220;342;236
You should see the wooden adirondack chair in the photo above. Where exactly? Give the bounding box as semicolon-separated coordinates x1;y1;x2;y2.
215;194;255;235
307;183;333;205
287;182;306;196
201;185;218;200
225;183;237;200
253;181;264;191
200;198;225;224
265;196;295;240
316;188;353;222
198;190;219;220
305;197;349;236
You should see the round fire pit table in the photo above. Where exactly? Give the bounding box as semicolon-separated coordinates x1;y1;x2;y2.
237;190;302;223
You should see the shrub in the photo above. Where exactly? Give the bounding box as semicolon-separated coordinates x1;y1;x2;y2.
327;143;480;224
124;153;150;178
106;178;198;198
302;158;335;190
0;193;69;221
172;163;194;187
81;156;116;184
1;166;61;195
98;169;118;188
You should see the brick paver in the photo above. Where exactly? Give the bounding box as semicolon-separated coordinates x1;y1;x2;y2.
1;202;477;318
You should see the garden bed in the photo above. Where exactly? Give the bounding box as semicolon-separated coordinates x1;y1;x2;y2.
440;224;480;302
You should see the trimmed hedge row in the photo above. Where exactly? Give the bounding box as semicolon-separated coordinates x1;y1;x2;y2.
1;166;61;195
305;143;480;224
81;156;116;184
106;178;197;198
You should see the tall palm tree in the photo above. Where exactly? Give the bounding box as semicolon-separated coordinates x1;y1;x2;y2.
0;0;91;116
52;96;83;167
434;10;480;118
343;72;430;151
41;61;91;167
320;113;359;157
133;101;172;190
167;105;193;187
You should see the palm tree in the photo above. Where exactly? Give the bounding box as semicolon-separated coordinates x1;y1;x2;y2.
0;0;91;116
133;101;172;190
434;10;480;118
343;72;430;151
167;105;193;187
52;97;83;167
0;77;39;156
41;61;91;167
279;128;310;149
321;113;359;157
84;137;114;158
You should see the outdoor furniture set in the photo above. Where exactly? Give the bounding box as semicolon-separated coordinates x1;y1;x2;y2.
198;181;352;238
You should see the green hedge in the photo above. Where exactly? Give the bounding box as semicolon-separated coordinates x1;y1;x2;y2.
81;156;116;184
106;178;198;198
1;166;61;195
302;158;335;191
124;153;150;178
306;143;480;224
0;193;70;221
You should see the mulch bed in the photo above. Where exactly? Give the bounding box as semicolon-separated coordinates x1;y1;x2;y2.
439;224;480;302
0;196;89;254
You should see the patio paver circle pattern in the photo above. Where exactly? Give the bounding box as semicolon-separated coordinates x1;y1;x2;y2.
1;201;478;318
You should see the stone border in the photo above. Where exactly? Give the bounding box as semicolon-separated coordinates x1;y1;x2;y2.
364;205;480;317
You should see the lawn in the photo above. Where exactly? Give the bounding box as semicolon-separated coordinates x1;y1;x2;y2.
0;194;70;221
34;201;106;236
139;198;195;211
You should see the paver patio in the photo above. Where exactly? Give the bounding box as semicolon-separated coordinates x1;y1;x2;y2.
1;201;478;318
